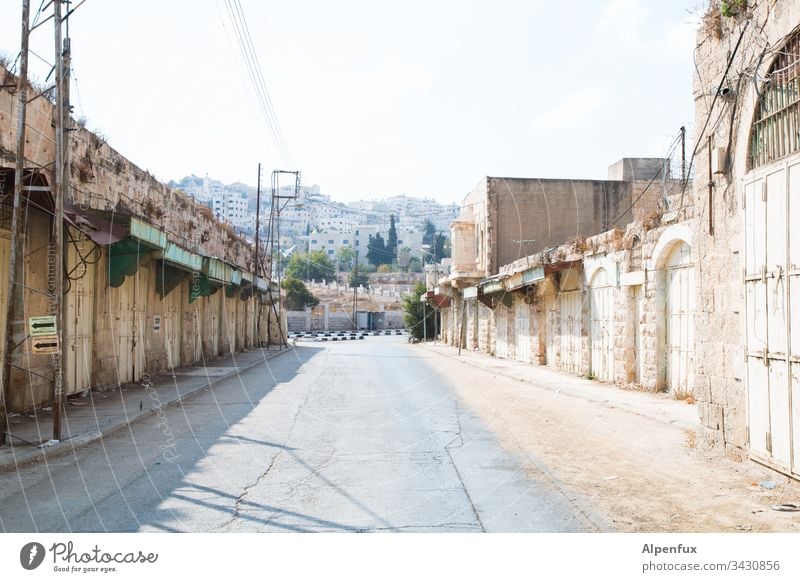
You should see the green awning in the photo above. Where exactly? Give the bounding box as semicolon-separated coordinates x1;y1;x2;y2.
522;266;545;284
481;279;504;294
161;243;203;272
156;261;187;298
156;243;203;298
188;273;221;303
108;218;167;288
204;257;233;284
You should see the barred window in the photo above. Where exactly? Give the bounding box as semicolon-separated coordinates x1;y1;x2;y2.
750;33;800;169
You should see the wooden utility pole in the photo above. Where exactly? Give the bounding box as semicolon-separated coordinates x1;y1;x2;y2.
51;0;68;441
253;163;261;343
0;0;31;447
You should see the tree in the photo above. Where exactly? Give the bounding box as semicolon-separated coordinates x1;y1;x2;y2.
407;256;423;273
402;281;436;340
349;267;369;289
366;233;389;266
386;214;398;263
377;264;392;273
336;245;356;271
284;250;335;281
433;232;450;261
422;219;436;248
281;277;320;311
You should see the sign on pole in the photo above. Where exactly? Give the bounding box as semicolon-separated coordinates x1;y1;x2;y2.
29;315;57;337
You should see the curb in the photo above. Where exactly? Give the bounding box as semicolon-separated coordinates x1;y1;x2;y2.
421;344;698;431
0;346;295;472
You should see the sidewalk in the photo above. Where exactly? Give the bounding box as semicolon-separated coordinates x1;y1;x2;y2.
422;341;698;431
419;341;800;532
0;346;293;472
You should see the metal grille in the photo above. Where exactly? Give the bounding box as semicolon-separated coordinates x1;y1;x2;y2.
750;34;800;169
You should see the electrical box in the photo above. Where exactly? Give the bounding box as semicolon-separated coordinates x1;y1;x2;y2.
711;146;727;174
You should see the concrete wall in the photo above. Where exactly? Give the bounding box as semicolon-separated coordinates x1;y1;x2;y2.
489;177;632;271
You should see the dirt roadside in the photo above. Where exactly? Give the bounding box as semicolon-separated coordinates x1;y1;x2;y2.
417;345;800;533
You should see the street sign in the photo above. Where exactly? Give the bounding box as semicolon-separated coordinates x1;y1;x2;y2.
29;315;57;337
31;335;59;355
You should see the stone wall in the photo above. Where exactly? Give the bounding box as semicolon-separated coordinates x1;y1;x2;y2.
690;1;800;456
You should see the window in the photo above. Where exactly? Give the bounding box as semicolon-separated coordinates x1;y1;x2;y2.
750;32;800;169
343;239;349;244
397;239;403;244
355;241;360;246
328;239;334;244
356;230;360;236
328;249;334;255
311;239;317;244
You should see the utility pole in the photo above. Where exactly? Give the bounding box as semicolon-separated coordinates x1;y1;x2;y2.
1;0;31;447
680;126;686;188
270;170;299;349
51;0;68;441
352;252;358;330
253;163;261;344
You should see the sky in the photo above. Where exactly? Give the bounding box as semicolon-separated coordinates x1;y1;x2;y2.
0;0;705;204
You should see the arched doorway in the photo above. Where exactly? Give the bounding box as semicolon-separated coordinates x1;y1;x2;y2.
665;241;694;397
589;268;613;381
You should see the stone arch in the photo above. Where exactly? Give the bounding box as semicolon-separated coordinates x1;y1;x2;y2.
649;224;693;272
649;227;695;393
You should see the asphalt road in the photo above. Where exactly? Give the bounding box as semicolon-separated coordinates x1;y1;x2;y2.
0;337;591;532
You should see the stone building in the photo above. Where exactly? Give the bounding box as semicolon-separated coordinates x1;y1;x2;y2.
689;1;800;478
448;158;674;289
435;1;800;483
0;64;283;419
435;155;694;422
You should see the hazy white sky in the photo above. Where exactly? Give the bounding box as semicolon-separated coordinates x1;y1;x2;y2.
1;0;704;203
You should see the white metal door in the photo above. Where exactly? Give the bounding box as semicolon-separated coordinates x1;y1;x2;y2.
515;299;531;363
789;163;800;475
210;292;221;356
590;269;613;381
544;294;556;367
560;290;581;374
746;165;797;475
224;295;237;353
164;283;181;369
112;265;147;384
666;242;695;396
65;234;95;394
191;296;203;363
495;305;508;358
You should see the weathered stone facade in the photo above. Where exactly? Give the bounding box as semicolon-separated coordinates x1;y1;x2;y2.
691;1;800;474
0;65;281;413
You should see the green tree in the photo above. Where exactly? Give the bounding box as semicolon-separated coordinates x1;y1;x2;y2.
336;245;356;271
433;232;450;261
377;264;392;273
284;250;335;281
402;281;436;340
281;277;320;311
349;267;369;289
366;233;389;266
422;219;436;248
386;214;398;263
407;256;423;273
